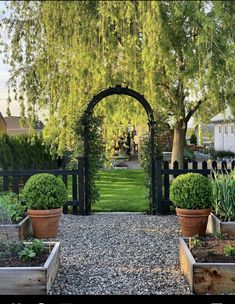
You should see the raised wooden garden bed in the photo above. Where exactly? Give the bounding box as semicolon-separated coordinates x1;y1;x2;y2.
207;212;235;237
0;241;60;295
179;237;235;295
0;216;32;240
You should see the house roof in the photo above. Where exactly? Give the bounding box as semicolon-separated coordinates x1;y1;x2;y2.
211;107;235;123
3;116;44;130
0;112;7;127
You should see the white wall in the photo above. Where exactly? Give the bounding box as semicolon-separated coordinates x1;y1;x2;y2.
214;122;235;152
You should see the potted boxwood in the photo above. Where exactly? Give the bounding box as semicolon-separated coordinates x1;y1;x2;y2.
207;170;235;236
170;173;212;237
22;173;67;239
0;192;32;240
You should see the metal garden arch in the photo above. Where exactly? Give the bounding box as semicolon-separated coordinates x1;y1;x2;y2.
81;85;157;215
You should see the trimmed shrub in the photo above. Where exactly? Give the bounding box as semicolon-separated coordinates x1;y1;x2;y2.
22;174;67;210
170;173;212;209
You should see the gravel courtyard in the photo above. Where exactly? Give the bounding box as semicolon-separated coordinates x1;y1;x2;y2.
49;214;192;295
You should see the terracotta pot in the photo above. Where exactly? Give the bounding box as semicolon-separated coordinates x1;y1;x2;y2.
176;207;211;237
27;208;62;239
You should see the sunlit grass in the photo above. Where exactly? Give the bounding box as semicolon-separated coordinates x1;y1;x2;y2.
92;169;149;212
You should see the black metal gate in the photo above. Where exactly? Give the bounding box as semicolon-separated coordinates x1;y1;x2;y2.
81;85;160;215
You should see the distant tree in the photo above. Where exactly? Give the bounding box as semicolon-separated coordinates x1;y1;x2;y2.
190;133;197;146
1;1;235;167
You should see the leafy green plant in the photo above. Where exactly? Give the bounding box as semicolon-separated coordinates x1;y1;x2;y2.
28;239;45;255
191;235;202;248
224;244;235;256
0;240;24;259
212;171;235;221
189;133;197;145
74;114;105;207
19;239;45;261
170;173;212;209
184;146;195;161
214;231;227;240
22;174;67;210
0;192;26;223
19;247;36;261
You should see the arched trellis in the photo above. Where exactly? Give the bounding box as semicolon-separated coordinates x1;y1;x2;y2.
81;85;157;215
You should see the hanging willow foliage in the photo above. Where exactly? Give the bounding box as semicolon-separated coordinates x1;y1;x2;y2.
1;1;235;161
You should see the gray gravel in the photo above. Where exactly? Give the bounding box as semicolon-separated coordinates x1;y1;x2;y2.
49;214;192;295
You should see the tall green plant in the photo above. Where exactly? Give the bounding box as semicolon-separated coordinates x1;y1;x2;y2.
212;170;235;221
74;115;105;206
140;112;165;201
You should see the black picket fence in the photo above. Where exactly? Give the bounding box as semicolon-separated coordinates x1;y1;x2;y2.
156;159;235;214
0;157;85;215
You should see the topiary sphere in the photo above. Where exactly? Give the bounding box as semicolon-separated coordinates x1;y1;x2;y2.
170;173;212;209
22;173;67;210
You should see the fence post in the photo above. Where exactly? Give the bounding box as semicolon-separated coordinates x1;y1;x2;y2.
62;160;68;214
156;158;163;214
78;157;85;215
3;164;9;192
163;161;170;214
13;162;19;194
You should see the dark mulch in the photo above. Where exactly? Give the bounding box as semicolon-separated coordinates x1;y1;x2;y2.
191;235;235;263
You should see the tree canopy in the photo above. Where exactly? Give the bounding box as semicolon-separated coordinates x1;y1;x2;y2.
1;1;234;163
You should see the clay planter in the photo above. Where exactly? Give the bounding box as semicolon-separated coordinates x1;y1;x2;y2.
27;208;62;239
0;216;32;240
0;241;60;295
207;212;235;237
179;237;235;295
176;208;211;237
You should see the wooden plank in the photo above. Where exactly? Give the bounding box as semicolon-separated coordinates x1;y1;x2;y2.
194;263;235;295
0;169;80;176
206;213;235;236
179;237;195;291
45;242;60;292
0;216;32;240
72;174;78;215
206;213;221;235
156;158;162;214
78;157;85;215
220;222;235;236
0;268;46;295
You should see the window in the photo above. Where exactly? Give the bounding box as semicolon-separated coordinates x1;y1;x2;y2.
225;125;227;134
231;124;234;134
218;125;221;134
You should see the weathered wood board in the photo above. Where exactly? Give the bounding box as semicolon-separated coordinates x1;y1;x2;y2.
0;216;32;240
179;237;235;295
207;213;235;237
0;241;60;295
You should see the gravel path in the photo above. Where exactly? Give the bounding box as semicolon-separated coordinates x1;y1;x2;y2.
49;214;192;295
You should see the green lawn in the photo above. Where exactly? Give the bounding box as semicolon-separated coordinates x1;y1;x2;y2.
92;169;149;212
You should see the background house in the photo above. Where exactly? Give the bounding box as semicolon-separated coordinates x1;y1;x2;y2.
211;107;235;153
0;113;44;136
0;112;7;133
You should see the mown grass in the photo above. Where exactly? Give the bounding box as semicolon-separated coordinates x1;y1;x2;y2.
67;169;149;212
92;169;149;212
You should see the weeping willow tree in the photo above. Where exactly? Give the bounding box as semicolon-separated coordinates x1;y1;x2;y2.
1;1;235;166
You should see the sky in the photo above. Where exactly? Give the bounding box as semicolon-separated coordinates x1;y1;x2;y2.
0;1;19;116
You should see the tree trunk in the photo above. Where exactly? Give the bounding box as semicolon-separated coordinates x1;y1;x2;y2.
171;120;187;168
